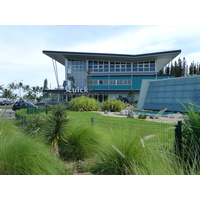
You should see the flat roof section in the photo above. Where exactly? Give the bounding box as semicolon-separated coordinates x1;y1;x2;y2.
43;50;181;67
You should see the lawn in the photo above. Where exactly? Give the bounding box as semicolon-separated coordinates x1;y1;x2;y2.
68;111;176;152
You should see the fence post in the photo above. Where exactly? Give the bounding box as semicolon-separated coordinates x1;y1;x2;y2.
91;117;94;127
175;120;182;156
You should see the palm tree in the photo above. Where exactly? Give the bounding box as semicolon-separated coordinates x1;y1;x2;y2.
17;82;23;98
8;82;17;91
23;85;30;98
0;85;4;92
1;89;13;98
24;91;35;99
8;82;17;99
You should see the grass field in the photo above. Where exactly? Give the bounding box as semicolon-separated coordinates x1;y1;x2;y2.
9;109;179;174
68;111;176;152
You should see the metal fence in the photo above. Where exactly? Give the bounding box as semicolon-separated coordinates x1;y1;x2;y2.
1;106;182;154
91;117;181;153
27;107;50;115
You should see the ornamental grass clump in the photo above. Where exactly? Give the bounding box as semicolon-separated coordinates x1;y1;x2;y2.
67;96;100;111
0;119;68;175
101;98;125;112
59;124;101;161
89;121;184;175
90;125;151;175
0;118;20;136
180;101;200;172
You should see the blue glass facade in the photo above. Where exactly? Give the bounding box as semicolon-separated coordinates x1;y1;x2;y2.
139;76;200;112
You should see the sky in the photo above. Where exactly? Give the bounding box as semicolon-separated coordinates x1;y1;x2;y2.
1;25;200;89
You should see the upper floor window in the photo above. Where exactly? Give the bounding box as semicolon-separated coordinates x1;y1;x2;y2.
88;60;156;73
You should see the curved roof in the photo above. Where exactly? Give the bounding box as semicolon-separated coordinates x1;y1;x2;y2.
43;49;181;71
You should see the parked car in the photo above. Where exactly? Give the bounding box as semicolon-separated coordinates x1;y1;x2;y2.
36;102;53;107
0;98;14;105
12;101;38;111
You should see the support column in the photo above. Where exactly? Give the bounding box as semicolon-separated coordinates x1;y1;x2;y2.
65;58;68;102
65;58;68;82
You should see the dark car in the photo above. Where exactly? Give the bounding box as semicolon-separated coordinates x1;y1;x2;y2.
36;102;52;107
12;102;38;111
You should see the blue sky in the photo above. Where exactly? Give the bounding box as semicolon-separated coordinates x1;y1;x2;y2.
1;25;200;89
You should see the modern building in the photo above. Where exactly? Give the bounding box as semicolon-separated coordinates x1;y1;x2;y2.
137;75;200;112
43;50;181;103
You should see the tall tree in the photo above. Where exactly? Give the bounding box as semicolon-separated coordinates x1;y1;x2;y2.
43;79;48;90
127;90;135;105
189;62;194;75
0;89;13;98
17;82;23;98
182;57;187;76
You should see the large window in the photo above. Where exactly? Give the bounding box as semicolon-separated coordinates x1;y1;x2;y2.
110;80;116;85
116;80;123;85
67;59;87;89
91;79;131;85
88;60;155;73
124;79;131;85
99;80;108;85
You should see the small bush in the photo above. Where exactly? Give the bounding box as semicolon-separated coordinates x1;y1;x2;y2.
0;118;20;136
181;101;200;171
24;113;46;135
90;126;150;175
68;96;100;111
138;114;147;119
102;99;125;112
59;124;100;161
0;120;69;175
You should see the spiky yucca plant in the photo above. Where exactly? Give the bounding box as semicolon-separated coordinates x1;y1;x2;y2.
0;119;69;175
44;104;71;156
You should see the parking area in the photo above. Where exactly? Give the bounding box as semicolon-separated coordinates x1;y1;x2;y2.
0;108;15;119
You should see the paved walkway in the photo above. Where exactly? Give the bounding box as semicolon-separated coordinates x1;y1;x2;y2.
0;108;15;119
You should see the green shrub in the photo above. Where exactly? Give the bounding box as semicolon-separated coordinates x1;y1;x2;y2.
90;126;151;175
180;101;200;171
101;98;125;112
138;114;147;119
22;113;46;136
59;124;100;161
44;104;71;156
0;118;20;136
67;96;100;111
0;120;69;175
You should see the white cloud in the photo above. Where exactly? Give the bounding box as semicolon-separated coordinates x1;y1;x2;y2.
68;26;186;54
1;25;200;89
183;52;200;65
